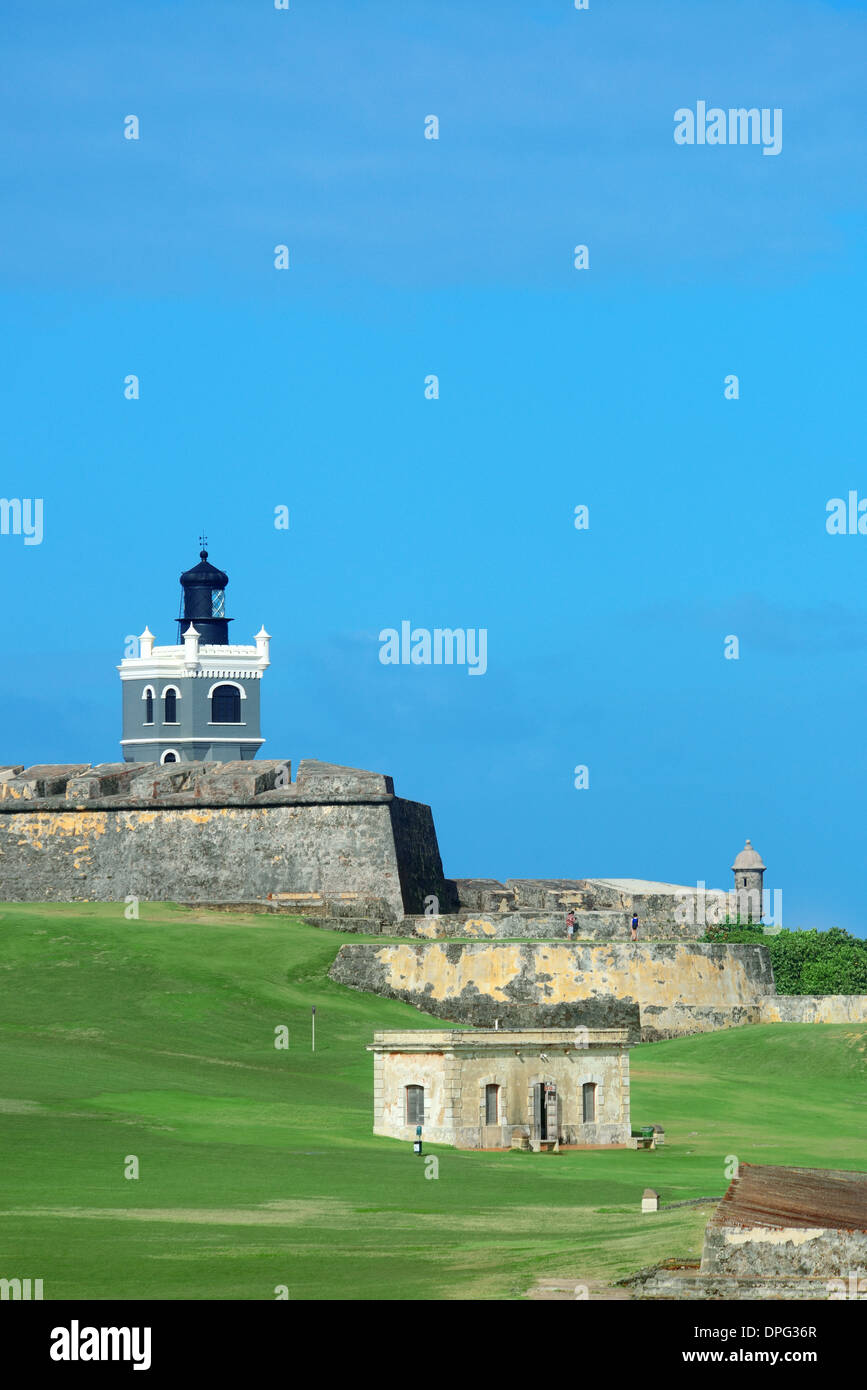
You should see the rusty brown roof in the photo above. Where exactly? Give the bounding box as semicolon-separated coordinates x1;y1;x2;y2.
710;1164;867;1233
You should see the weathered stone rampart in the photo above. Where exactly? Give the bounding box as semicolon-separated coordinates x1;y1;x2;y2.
701;1223;867;1282
0;760;450;918
452;877;717;930
5;763;864;1044
376;911;702;941
756;994;867;1025
329;941;775;1040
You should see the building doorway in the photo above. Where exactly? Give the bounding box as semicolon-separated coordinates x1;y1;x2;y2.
533;1082;557;1141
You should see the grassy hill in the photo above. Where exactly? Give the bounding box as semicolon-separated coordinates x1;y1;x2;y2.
0;902;864;1301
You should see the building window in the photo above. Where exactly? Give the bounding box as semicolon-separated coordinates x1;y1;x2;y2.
211;589;225;617
164;688;177;722
582;1082;597;1124
211;684;241;723
161;750;179;765
405;1085;424;1126
144;690;154;724
485;1084;499;1125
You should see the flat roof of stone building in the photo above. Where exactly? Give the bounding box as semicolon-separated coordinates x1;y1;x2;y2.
591;878;715;895
710;1164;867;1233
369;1028;630;1052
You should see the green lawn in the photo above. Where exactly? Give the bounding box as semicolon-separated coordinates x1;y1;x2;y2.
0;902;864;1300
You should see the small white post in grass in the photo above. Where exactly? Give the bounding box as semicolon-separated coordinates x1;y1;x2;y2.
311;1005;316;1052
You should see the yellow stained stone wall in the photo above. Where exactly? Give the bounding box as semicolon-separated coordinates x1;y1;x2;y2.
332;941;776;1039
0;802;414;913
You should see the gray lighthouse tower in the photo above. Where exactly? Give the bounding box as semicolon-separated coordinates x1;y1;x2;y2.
118;546;271;765
731;839;766;923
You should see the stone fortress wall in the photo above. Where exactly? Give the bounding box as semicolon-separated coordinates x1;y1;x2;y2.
377;876;709;942
297;876;722;940
330;940;778;1042
1;759;864;1039
324;873;867;1037
330;938;867;1040
756;994;867;1024
0;759;451;919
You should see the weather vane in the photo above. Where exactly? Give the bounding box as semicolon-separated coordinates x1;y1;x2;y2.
199;529;208;553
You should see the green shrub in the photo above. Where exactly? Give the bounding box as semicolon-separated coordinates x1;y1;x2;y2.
702;924;867;995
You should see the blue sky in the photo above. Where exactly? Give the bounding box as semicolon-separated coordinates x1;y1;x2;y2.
1;0;866;930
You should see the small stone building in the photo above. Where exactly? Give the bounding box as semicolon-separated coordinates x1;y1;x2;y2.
368;1028;631;1150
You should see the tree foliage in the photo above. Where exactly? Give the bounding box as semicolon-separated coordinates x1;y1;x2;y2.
702;925;867;995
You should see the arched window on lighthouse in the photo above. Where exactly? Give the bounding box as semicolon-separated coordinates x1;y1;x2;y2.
143;687;154;725
163;687;178;723
211;683;241;723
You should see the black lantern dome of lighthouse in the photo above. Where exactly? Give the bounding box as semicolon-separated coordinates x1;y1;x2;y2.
178;541;232;645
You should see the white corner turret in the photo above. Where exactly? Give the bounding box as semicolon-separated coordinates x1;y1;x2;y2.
183;623;201;670
255;626;272;667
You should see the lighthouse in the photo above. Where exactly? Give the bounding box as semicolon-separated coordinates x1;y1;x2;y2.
118;544;271;764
